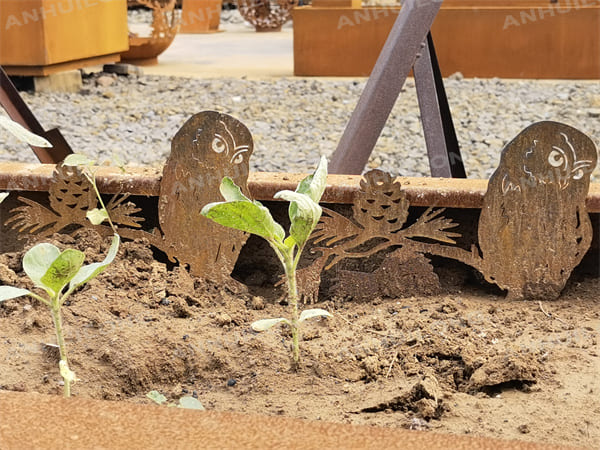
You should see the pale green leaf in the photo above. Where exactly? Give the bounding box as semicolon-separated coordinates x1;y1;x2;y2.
289;157;328;237
251;317;290;332
178;396;205;410
0;286;32;302
23;243;61;292
299;308;332;323
63;153;95;167
41;249;85;295
146;390;167;405
69;235;120;290
59;360;76;384
201;201;285;244
86;207;109;225
219;177;250;202
274;190;322;248
296;155;328;203
0;116;52;147
0;193;8;203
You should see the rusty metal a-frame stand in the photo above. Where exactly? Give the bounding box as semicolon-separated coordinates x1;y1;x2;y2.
0;66;72;163
329;0;466;178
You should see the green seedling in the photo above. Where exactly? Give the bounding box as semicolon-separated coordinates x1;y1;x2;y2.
146;390;205;410
201;156;332;370
0;139;120;397
0;234;120;397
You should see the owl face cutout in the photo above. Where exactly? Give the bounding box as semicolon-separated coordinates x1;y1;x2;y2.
498;121;597;193
197;119;251;166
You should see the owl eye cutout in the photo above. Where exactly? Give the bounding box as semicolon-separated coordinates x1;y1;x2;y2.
548;149;566;168
572;169;585;180
212;135;227;154
230;147;249;165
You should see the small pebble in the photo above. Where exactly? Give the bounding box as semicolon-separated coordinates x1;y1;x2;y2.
227;378;237;387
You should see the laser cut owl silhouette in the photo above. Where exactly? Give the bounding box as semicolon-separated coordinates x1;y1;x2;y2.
158;111;254;281
477;121;597;300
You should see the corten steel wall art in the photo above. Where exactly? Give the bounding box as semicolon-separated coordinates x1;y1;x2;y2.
6;118;598;301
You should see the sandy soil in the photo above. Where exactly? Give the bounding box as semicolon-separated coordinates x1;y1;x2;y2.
0;230;598;448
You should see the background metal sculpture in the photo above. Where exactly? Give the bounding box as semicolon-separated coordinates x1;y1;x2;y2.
237;0;296;32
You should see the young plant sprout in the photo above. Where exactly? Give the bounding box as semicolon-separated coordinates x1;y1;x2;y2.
0;140;120;397
146;390;205;410
0;235;120;397
201;156;332;370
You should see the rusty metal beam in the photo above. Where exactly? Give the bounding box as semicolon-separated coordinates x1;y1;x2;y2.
414;33;466;178
0;163;598;212
0;66;73;163
329;0;447;175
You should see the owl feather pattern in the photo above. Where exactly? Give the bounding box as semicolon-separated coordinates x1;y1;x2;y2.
478;121;597;300
158;111;254;281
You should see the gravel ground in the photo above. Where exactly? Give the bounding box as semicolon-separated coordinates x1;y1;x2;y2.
1;72;599;181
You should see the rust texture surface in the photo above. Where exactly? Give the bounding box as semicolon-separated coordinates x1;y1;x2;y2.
237;0;297;31
3;118;598;300
1;164;598;212
0;391;563;450
158;111;254;281
475;121;597;300
304;122;598;301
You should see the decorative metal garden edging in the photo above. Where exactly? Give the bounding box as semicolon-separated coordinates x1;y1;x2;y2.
2;112;597;302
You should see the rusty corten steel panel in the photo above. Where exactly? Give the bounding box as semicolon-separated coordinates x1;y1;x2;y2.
0;163;598;211
3;120;599;302
295;122;598;302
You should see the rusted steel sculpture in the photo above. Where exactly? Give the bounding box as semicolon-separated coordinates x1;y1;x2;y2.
475;121;597;300
305;121;597;301
297;170;459;302
7;164;143;237
7;119;597;301
158;111;254;282
237;0;296;32
8;111;253;284
121;0;180;64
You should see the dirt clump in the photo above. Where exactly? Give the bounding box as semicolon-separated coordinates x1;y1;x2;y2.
0;232;598;447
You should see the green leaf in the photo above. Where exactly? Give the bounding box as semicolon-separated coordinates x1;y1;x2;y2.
298;308;332;323
0;192;8;203
178;396;205;410
296;155;328;203
86;207;109;225
219;177;250;202
23;243;61;293
201;201;285;244
41;249;85;295
251;317;290;332
274;191;322;249
288;157;328;240
0;286;32;303
69;235;120;290
0;116;52;147
63;153;95;167
146;390;167;405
